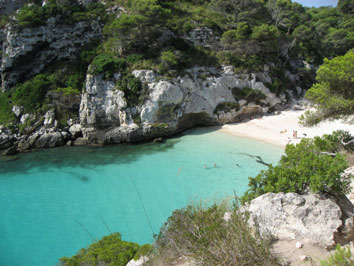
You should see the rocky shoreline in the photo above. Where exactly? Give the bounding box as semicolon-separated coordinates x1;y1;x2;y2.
0;65;302;156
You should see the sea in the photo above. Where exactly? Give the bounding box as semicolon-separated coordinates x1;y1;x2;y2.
0;127;283;266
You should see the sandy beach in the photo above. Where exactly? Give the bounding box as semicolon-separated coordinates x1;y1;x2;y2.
221;109;354;149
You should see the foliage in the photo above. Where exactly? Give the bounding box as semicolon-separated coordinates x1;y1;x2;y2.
302;50;354;125
149;200;281;265
133;244;153;260
241;132;351;204
90;54;127;78
232;87;266;103
0;93;15;125
16;1;107;29
320;244;354;266
60;232;140;266
214;102;240;113
11;74;50;113
116;73;143;105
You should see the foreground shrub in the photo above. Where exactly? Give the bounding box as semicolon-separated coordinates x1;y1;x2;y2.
149;201;281;265
59;232;140;266
321;245;354;266
90;54;127;79
241;132;352;204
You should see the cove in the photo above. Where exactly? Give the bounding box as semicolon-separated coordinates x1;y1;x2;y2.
0;127;283;266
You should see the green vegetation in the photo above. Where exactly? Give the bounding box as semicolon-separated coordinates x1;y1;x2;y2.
321;245;354;266
149;200;281;265
241;131;352;204
60;232;145;266
301;50;354;125
90;54;127;78
0;93;15;125
232;87;266;103
11;74;50;113
16;0;107;29
214;102;240;113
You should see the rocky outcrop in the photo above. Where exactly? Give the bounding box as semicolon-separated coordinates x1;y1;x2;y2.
80;74;127;128
245;192;354;249
0;0;29;15
1;17;102;91
78;66;284;144
184;27;221;50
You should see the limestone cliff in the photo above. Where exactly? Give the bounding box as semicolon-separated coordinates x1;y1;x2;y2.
1;16;102;91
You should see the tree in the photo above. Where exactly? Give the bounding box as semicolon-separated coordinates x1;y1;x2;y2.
301;50;354;125
241;134;350;204
338;0;354;14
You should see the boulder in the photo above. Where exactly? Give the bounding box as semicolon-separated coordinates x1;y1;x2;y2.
0;135;16;149
69;124;83;138
245;192;354;249
34;132;65;148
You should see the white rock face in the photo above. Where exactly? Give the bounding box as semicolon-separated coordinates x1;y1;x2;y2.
246;192;351;248
80;74;127;128
140;67;280;125
132;70;157;83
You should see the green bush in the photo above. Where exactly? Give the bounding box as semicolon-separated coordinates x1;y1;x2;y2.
11;74;50;113
90;54;127;78
232;87;266;103
16;4;45;28
150;201;281;265
241;133;350;204
0;93;15;125
214;102;240;113
116;74;143;105
321;244;354;266
60;232;140;266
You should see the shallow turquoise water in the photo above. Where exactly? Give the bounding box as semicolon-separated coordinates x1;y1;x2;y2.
0;127;283;266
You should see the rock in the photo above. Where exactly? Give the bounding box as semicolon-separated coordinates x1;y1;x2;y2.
3;145;18;156
74;137;88;146
43;110;56;127
295;241;303;249
238;99;247;107
153;137;163;142
2;16;102;91
299;255;309;261
126;256;149;266
20;114;35;124
0;135;16;149
184;27;220;50
246;192;353;248
35;132;65;148
80;74;127;128
0;0;29;15
12;105;24;117
132;70;157;83
69;124;82;138
223;212;232;222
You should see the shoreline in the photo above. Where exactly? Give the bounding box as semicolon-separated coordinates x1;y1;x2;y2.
220;109;354;149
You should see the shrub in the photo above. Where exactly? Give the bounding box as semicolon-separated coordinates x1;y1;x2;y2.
321;244;354;266
0;93;15;125
232;87;266;103
11;74;50;112
16;4;44;28
116;74;142;105
90;54;127;79
214;102;240;113
59;232;140;266
150;200;281;265
241;134;350;204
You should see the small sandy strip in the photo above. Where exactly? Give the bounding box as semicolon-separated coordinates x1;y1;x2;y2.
221;109;354;149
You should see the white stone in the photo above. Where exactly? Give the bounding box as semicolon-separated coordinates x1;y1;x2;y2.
132;70;157;83
295;241;303;249
12;105;23;117
223;212;232;222
299;255;309;261
126;256;149;266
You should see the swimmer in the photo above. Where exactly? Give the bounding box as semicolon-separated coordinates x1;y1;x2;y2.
204;164;207;169
214;163;216;168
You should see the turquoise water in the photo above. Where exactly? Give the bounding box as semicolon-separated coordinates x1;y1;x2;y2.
0;127;283;266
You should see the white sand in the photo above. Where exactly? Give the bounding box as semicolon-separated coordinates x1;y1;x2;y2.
221;110;354;149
